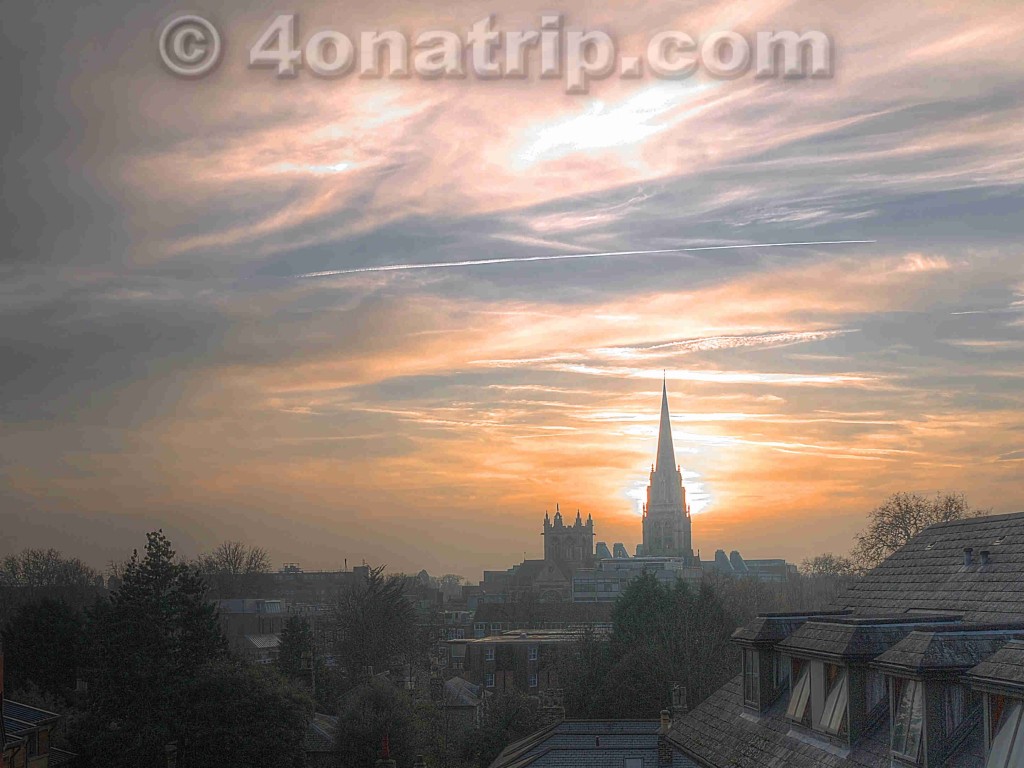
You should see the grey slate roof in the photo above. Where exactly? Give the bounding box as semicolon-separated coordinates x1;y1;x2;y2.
731;611;849;645
965;638;1024;694
667;677;891;768
841;512;1024;622
489;720;699;768
873;627;1024;674
777;615;962;661
668;511;1024;768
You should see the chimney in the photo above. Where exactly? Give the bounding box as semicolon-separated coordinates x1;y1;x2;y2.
658;709;673;766
670;682;688;716
980;550;991;565
963;547;974;566
375;735;397;768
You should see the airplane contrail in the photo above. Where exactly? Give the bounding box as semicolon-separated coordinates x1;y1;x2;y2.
296;239;877;279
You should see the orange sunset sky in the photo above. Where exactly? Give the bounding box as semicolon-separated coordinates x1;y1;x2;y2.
2;0;1023;578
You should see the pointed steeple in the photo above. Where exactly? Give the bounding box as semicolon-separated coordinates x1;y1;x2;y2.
655;376;677;474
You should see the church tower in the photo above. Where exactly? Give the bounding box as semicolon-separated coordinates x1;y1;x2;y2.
641;378;694;562
543;504;595;568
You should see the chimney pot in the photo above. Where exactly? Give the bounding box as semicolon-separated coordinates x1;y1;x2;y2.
963;547;974;566
980;550;991;565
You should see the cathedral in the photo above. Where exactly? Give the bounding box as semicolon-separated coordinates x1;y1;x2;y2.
641;378;695;563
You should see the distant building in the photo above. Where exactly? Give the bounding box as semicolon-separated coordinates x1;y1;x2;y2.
572;556;703;602
471;602;614;638
702;551;797;582
642;380;695;563
454;630;594;696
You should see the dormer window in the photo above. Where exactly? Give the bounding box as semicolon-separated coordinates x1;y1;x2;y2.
986;696;1023;768
892;679;924;763
786;659;812;727
819;664;849;737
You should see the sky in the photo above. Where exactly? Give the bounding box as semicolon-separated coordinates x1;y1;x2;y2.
1;0;1023;579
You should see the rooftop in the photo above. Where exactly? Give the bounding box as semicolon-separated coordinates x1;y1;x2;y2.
490;720;699;768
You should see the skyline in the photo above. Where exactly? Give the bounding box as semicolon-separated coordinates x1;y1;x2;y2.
3;0;1024;579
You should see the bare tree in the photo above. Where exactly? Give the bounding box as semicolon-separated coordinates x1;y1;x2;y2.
0;549;98;588
852;492;989;570
800;553;856;578
195;541;271;597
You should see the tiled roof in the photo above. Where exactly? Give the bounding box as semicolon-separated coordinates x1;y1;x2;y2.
873;627;1024;674
965;638;1024;694
303;713;338;753
444;676;483;707
2;699;60;728
778;615;961;661
474;601;614;625
244;633;280;649
731;612;849;645
841;512;1024;622
669;511;1024;768
490;720;698;768
668;677;890;768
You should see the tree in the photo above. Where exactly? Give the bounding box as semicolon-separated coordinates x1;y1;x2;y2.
852;492;989;570
330;565;424;682
195;541;271;598
800;553;857;578
464;691;541;768
76;530;226;766
0;598;86;701
178;660;311;768
0;549;98;588
277;614;312;681
334;680;420;768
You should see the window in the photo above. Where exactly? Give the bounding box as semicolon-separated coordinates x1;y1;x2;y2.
786;661;812;726
624;760;643;768
485;673;495;688
892;679;925;762
866;670;886;713
528;645;538;661
819;667;849;736
772;652;789;690
485;646;495;661
987;699;1023;768
529;673;539;688
944;684;966;737
743;649;760;705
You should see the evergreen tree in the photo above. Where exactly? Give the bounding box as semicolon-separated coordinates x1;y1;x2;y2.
77;530;226;766
277;614;312;680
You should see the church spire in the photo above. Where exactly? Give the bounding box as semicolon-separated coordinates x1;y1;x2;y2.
655;376;677;474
